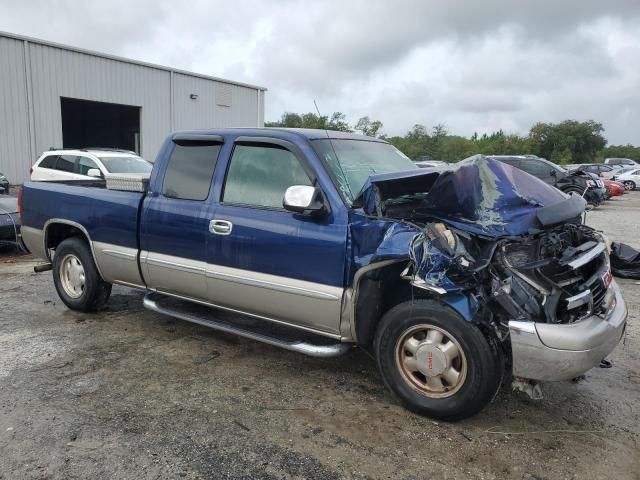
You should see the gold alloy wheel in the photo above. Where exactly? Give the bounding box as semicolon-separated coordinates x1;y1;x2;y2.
59;254;86;299
395;324;468;398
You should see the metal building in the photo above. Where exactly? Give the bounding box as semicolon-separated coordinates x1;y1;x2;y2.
0;31;266;184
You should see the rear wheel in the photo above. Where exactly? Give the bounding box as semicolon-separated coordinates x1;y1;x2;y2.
623;180;636;190
374;300;503;420
53;237;111;312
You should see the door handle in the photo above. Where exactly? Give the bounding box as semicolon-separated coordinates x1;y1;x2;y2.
209;219;233;235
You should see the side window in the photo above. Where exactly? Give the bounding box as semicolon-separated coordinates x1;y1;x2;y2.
522;160;550;176
55;155;77;173
77;156;99;175
162;141;221;201
38;155;58;169
223;144;312;209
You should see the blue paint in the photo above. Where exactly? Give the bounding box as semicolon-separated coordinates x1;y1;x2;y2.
360;156;570;237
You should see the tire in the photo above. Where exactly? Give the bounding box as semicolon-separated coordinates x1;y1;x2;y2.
374;300;503;420
52;237;112;312
623;180;636;190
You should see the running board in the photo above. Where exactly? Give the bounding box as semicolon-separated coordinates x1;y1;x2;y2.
143;293;351;358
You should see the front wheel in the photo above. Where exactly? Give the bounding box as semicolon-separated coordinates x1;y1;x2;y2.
374;300;503;420
623;180;636;190
53;237;112;312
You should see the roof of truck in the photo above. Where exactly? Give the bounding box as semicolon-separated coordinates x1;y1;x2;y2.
171;127;386;142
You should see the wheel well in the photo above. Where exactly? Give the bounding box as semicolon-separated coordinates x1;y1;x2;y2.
353;262;431;348
45;223;89;257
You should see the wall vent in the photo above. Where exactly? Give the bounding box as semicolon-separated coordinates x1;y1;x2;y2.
216;83;232;107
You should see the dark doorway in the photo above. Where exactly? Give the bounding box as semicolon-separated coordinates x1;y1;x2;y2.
61;97;141;153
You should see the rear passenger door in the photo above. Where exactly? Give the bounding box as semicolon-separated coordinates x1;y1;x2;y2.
140;137;223;300
205;138;347;336
50;155;79;180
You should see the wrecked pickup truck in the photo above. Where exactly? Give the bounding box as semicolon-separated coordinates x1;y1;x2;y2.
19;129;627;420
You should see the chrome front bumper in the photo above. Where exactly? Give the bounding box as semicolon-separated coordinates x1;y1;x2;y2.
509;281;627;381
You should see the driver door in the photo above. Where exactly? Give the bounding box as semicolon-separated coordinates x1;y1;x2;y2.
205;138;347;336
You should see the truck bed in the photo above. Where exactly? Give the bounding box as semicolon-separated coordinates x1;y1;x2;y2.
20;180;146;286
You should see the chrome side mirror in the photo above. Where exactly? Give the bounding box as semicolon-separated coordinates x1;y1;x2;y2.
283;185;327;216
87;168;102;178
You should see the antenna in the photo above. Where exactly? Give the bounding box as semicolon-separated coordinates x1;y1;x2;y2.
313;100;354;200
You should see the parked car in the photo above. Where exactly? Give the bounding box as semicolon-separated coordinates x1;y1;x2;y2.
0;195;24;250
613;168;640;190
31;148;152;181
20;130;627;420
602;178;625;197
416;160;448;168
570;164;619;179
604;158;638;167
488;155;607;206
0;171;9;194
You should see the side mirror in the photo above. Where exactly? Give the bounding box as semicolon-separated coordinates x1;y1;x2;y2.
87;168;102;178
283;185;327;216
550;170;557;177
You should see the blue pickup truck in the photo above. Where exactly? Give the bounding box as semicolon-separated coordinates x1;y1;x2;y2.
20;129;627;419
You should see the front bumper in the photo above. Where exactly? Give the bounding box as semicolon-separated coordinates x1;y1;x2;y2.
509;281;627;381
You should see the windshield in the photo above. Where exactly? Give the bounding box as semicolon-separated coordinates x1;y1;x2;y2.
312;139;417;201
99;156;152;174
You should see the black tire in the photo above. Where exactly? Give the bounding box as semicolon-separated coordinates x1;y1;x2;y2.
52;237;112;312
374;300;503;421
623;180;636;190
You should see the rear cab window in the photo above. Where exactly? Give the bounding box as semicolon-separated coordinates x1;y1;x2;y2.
222;144;312;209
162;141;221;201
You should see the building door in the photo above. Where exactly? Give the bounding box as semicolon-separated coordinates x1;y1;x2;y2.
61;97;141;154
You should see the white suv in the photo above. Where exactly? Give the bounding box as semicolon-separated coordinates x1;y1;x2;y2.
31;149;152;181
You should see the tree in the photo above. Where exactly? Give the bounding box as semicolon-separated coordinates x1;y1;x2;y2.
602;144;640;162
529;120;606;164
265;111;352;132
354;116;384;137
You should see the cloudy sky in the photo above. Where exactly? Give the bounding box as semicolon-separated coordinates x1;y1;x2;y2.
1;0;639;143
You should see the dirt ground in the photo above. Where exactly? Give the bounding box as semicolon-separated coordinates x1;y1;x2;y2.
0;194;639;480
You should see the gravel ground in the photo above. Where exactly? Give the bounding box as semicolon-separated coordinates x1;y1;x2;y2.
0;194;639;479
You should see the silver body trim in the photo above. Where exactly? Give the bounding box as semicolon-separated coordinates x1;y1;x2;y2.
565;289;592;310
20;225;46;260
140;250;344;336
509;281;627;381
567;243;606;269
146;289;344;340
143;293;351;357
93;241;143;286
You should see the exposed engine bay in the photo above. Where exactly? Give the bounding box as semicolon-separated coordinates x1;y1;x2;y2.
354;155;616;363
403;220;611;332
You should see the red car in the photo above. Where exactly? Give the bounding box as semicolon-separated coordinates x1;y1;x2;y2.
603;178;625;197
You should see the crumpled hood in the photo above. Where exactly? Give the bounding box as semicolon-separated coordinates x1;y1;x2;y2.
357;155;583;237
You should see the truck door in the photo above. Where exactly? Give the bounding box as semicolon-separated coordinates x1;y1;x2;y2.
206;137;347;336
140;136;223;300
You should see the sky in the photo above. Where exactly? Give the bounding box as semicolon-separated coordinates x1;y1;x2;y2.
1;0;639;144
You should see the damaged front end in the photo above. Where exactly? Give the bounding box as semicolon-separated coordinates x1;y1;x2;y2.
353;155;627;384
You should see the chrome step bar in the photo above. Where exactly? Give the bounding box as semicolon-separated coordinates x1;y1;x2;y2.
143;294;352;358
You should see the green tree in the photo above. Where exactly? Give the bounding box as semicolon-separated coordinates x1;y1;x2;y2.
529;120;606;164
354;116;384;137
265;111;352;132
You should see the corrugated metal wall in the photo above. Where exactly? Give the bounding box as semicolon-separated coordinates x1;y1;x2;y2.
0;32;265;184
0;37;31;183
